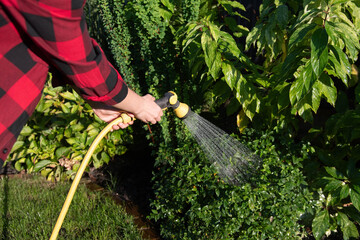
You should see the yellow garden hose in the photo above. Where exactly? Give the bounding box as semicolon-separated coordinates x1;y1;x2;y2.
49;92;190;239
49;113;133;240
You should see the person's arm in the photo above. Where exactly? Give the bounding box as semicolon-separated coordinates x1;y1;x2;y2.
4;0;162;128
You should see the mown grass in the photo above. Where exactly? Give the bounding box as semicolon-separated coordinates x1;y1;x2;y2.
0;174;143;240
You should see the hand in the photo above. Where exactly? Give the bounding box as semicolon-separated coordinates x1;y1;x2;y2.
87;101;134;130
111;89;163;124
132;94;163;124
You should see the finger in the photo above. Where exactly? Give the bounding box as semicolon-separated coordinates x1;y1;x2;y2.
112;125;120;131
119;122;132;129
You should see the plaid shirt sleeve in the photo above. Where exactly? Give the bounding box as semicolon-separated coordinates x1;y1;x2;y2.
0;0;128;163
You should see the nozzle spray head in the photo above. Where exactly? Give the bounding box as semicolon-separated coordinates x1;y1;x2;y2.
155;91;192;119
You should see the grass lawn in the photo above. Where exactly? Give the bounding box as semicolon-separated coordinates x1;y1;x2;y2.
0;174;143;240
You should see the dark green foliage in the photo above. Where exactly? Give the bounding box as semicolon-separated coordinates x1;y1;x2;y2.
150;126;313;239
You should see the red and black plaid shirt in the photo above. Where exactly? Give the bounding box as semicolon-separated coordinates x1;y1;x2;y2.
0;0;128;163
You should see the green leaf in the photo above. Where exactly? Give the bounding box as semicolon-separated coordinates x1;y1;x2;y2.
224;17;249;38
311;28;328;77
34;160;54;172
101;152;110;164
330;0;349;5
10;141;24;153
325;166;346;179
160;0;174;13
201;31;221;79
328;45;352;87
218;0;246;16
14;160;23;171
326;21;360;61
221;60;238;90
288;23;317;50
337;212;359;240
340;184;350;200
276;5;288;30
60;103;70;114
60;91;77;101
350;187;360;212
280;47;306;80
159;8;172;23
289;61;317;106
324;178;343;192
315;74;337;107
277;84;291;111
312;209;330;240
208;22;221;42
218;31;241;58
245;24;262;51
20;125;33;136
55;147;71;159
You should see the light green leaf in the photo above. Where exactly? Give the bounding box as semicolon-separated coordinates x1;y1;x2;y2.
221;61;238;90
160;0;174;13
66;138;77;145
337;212;359;240
316;74;337;106
330;0;349;5
10;141;25;153
60;103;70;114
311;83;321;113
208;22;221;42
311;28;328;77
328;45;351;86
312;209;330;240
20;125;33;136
218;0;246;14
159;8;172;23
34;160;54;172
327;21;360;61
245;24;262;51
289;61;316;105
201;31;222;79
60;91;77;101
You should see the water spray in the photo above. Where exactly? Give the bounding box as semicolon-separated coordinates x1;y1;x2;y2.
155;91;261;185
50;91;261;239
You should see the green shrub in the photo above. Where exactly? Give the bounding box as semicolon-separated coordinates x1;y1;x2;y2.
150;125;314;239
6;78;133;181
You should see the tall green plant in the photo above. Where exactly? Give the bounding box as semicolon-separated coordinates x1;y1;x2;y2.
244;1;360;239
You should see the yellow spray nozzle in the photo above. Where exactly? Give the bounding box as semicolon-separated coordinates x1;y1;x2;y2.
174;102;190;119
155;91;191;119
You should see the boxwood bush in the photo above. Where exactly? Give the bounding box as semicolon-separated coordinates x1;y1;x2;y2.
150;125;314;239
